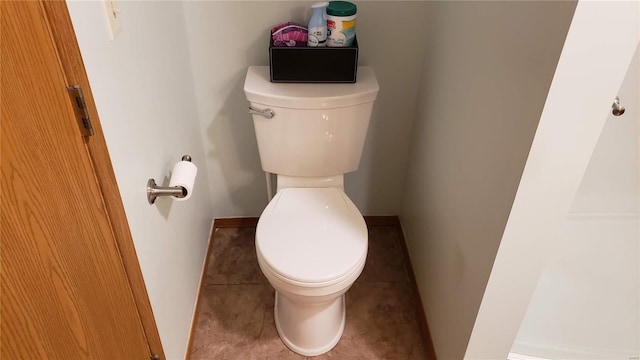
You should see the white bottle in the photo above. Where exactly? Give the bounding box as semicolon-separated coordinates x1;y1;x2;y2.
307;2;329;47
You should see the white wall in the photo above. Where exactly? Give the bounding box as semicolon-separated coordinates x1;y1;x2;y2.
182;1;430;217
569;46;639;216
511;44;640;360
66;2;213;358
398;2;576;359
465;1;639;358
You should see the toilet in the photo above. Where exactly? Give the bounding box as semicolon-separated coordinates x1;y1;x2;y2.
243;66;379;356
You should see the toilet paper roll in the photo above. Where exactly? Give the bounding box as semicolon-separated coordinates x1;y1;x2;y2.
169;160;197;201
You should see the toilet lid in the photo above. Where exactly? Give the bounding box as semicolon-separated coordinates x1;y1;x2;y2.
256;187;368;284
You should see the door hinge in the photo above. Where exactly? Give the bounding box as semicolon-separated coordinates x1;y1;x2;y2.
150;355;160;360
66;85;94;137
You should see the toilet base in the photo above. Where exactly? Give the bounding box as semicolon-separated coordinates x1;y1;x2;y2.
273;291;346;356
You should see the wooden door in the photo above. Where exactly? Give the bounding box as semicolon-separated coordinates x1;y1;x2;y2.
1;1;159;358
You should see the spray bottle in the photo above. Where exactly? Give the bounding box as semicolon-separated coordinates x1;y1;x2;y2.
307;2;329;47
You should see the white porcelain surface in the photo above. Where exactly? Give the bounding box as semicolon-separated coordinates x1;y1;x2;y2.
245;65;376;357
276;174;344;192
251;104;374;176
255;188;368;355
257;246;366;297
274;292;345;357
257;187;367;284
257;243;366;356
244;67;378;177
244;66;379;109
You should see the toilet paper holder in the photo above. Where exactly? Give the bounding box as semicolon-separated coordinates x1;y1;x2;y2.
147;155;192;205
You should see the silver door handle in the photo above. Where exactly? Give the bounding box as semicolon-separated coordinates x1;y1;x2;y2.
248;106;274;119
612;97;625;116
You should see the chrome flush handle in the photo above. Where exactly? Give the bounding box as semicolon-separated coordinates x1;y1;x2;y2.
248;106;275;119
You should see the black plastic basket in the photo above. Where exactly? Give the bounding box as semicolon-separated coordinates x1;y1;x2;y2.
269;36;358;83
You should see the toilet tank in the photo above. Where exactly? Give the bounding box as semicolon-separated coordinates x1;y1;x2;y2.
243;66;379;177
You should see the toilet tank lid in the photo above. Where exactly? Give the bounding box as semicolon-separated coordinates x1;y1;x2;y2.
243;66;379;109
256;188;368;284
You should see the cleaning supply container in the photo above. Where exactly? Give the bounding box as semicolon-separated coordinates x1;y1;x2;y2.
307;2;329;47
326;1;357;47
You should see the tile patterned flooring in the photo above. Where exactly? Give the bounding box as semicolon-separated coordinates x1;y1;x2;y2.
188;225;428;359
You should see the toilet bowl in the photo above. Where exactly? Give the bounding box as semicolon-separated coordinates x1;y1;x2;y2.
244;65;379;356
256;187;367;356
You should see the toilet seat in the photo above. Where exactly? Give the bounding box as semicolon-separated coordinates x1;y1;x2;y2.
256;187;368;285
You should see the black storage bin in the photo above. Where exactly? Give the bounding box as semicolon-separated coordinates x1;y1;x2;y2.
269;36;358;83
